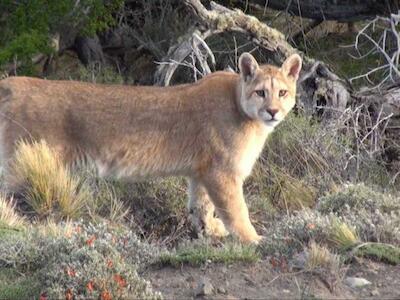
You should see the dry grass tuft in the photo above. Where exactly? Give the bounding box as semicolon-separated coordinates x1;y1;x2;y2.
8;140;91;219
329;220;359;250
84;174;131;223
35;218;75;237
306;242;346;291
0;194;25;228
307;242;338;270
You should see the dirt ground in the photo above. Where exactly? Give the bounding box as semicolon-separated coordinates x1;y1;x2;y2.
144;258;400;299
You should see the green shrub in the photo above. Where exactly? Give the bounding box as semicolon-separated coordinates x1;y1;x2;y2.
317;183;399;214
0;269;41;300
0;222;162;299
0;0;123;73
259;183;399;263
354;243;400;265
111;178;189;242
259;209;334;257
317;184;400;244
159;239;260;267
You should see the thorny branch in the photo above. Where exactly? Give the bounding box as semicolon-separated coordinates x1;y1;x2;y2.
351;12;400;87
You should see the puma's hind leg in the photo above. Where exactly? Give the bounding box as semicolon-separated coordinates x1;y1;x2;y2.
187;178;229;238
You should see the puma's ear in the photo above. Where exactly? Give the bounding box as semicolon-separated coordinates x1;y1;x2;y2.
239;52;259;82
282;53;302;81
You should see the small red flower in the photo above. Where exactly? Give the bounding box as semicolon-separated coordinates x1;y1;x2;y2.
86;235;96;246
65;288;73;300
86;281;95;292
269;256;288;272
106;259;113;268
306;223;316;230
101;290;112;300
39;292;48;300
66;267;76;277
269;257;280;268
114;274;127;288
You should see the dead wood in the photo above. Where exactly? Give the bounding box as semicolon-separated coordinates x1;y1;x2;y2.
245;0;398;22
155;0;351;119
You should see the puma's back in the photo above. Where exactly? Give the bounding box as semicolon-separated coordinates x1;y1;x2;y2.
0;72;243;178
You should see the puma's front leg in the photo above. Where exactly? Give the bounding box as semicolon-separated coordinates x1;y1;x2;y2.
187;178;229;238
202;173;261;243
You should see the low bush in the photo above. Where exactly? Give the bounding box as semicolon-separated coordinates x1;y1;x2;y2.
111;178;189;243
354;243;400;265
260;183;399;265
159;238;260;267
317;184;400;244
0;0;123;74
260;209;334;257
0;221;162;299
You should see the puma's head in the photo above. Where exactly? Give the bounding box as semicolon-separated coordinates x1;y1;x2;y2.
237;52;302;127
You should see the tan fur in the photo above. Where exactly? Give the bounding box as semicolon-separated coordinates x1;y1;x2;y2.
0;53;302;243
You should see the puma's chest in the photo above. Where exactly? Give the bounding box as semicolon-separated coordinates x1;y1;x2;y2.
236;125;272;178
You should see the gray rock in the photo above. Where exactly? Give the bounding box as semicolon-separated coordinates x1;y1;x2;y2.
194;277;214;297
344;277;372;288
217;287;227;294
291;250;309;270
370;289;379;296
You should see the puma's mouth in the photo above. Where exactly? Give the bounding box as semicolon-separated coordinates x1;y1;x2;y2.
265;119;279;125
259;109;280;124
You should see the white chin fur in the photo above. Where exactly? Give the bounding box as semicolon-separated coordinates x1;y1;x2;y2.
263;119;280;127
259;111;281;127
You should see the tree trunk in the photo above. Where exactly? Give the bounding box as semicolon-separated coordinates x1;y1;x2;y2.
74;35;105;66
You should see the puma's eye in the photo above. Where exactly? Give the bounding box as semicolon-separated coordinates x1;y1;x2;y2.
255;90;265;97
279;90;288;97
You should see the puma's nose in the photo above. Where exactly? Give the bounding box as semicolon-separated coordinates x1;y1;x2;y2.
266;108;278;118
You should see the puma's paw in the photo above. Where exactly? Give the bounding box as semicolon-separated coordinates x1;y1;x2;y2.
239;232;264;244
205;217;229;238
253;235;266;245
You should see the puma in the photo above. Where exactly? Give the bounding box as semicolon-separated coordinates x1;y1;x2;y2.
0;52;302;243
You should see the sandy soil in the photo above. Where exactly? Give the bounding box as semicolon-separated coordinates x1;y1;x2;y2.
144;258;400;299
